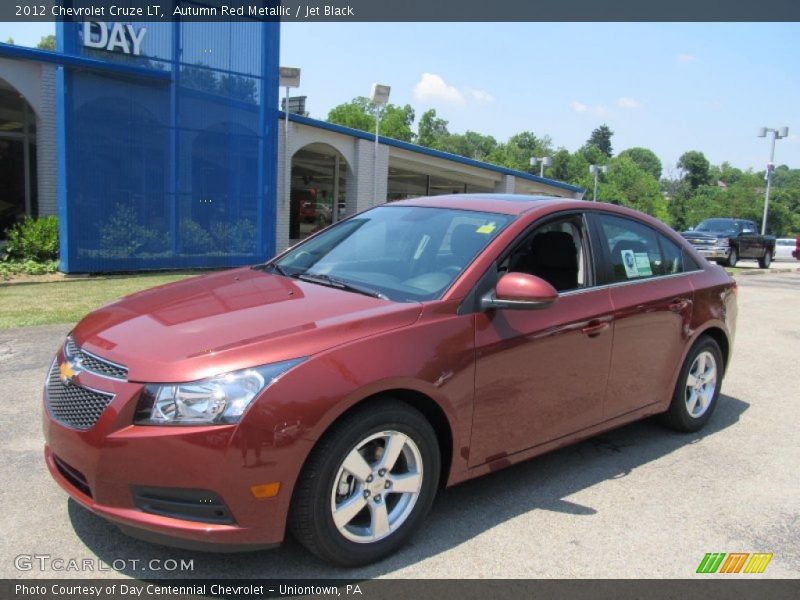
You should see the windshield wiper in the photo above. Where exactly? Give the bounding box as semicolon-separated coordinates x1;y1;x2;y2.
255;262;290;276
296;273;389;300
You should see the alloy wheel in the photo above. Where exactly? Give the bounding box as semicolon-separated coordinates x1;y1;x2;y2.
330;430;423;543
685;350;718;418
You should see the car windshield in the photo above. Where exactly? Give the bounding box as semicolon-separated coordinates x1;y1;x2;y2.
695;219;739;234
269;205;513;302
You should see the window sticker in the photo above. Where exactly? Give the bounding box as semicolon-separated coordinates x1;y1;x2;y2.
621;249;639;278
476;222;497;234
634;252;653;276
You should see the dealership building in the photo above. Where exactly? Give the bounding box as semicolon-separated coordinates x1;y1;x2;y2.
0;19;584;273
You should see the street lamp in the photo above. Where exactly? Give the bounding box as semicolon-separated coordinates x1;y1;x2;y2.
757;126;789;235
370;83;391;205
279;66;301;208
529;156;552;178
589;164;608;202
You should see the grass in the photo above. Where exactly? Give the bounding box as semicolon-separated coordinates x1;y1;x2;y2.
0;272;200;329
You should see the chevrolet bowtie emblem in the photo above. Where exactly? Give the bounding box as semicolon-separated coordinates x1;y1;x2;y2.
59;360;78;386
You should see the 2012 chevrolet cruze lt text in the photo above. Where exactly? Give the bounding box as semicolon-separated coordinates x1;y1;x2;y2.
43;195;737;566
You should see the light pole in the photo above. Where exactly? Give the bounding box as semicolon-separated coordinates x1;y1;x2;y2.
370;83;391;205
279;66;301;208
757;126;789;235
529;156;552;178
589;164;608;202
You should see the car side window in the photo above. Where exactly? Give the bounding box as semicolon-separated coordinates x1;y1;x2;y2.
596;214;665;284
499;216;589;292
658;235;684;275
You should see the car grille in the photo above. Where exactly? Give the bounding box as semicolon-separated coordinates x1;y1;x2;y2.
46;361;114;430
65;337;128;380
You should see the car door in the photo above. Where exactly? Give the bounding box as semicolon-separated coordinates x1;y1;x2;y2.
738;220;759;258
589;212;694;420
469;213;615;467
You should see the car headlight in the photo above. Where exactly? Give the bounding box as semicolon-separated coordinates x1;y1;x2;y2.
134;358;305;425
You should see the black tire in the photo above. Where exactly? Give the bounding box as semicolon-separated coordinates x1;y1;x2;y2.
726;247;738;267
660;336;724;433
289;399;440;567
758;249;772;269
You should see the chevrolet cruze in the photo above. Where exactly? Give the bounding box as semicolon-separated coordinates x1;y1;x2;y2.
43;195;737;566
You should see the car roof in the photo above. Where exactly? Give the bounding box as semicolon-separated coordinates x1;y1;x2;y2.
390;194;584;216
385;193;689;245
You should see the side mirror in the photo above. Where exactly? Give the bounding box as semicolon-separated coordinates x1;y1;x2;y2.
687;226;694;231
480;272;558;311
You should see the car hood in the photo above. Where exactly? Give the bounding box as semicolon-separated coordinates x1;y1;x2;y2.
71;268;422;382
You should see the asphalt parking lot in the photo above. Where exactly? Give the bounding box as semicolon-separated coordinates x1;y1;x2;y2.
1;271;798;579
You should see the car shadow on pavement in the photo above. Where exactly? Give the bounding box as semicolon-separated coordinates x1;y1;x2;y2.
68;394;749;579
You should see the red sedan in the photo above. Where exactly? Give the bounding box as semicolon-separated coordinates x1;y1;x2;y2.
43;195;737;566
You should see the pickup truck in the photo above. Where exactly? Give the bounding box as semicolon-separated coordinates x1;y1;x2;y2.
682;218;776;268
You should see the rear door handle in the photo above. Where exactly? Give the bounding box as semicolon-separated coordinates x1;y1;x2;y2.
668;298;690;312
581;320;610;337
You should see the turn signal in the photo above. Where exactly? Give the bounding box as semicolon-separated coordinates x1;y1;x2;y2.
250;482;281;498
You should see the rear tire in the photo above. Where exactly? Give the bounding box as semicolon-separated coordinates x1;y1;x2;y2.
661;336;724;433
726;248;738;267
758;249;772;268
289;399;440;567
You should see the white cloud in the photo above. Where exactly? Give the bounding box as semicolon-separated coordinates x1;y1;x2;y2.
617;96;641;109
413;73;465;104
467;88;495;104
571;101;610;116
677;54;698;63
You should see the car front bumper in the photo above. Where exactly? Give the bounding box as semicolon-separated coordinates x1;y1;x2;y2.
42;358;298;550
693;246;731;260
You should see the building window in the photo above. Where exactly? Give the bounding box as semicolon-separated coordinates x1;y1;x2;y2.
0;78;37;236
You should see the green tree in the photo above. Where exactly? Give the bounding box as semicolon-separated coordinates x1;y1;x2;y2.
327;97;415;142
599;155;668;221
677;151;711;189
586;124;614;157
417;109;450;148
435;131;498;161
617;147;662;180
708;161;743;186
489;131;554;174
549;148;590;186
327;98;373;133
580;143;609;167
36;35;56;51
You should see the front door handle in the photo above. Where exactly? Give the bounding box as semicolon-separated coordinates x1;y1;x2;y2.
581;320;610;337
668;298;690;312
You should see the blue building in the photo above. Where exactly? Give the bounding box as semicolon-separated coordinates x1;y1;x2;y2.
0;17;583;273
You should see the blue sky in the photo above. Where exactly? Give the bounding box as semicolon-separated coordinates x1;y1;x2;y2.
3;21;798;172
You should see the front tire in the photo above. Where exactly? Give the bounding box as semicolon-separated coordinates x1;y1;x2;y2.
726;247;738;267
661;336;724;433
289;399;440;567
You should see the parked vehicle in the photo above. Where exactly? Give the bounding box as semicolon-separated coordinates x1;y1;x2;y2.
774;238;799;261
43;195;737;567
795;236;800;260
682;218;775;268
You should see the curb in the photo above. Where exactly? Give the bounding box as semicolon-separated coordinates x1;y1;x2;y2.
728;266;800;277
